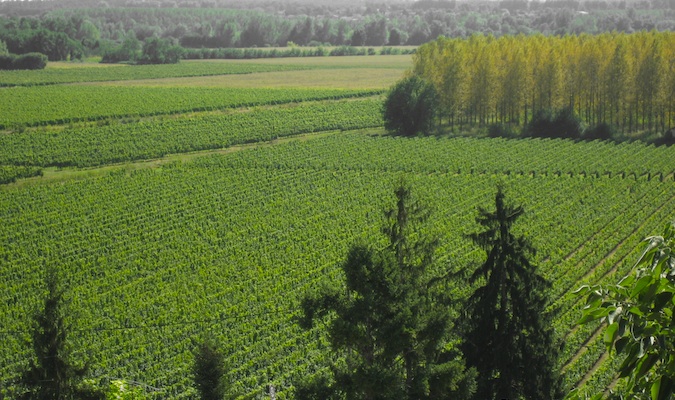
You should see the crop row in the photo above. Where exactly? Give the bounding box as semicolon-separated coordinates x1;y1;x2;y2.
0;165;42;184
203;132;675;179
0;99;382;168
0;86;380;128
0;60;311;87
1;135;674;398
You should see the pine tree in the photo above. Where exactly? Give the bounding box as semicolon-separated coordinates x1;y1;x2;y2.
192;337;228;400
297;184;475;399
18;265;102;400
461;187;560;400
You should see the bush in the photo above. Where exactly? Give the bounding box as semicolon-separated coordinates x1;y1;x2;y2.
138;37;184;64
0;54;14;70
653;128;675;146
13;53;48;70
524;107;582;139
0;52;47;70
583;122;615;141
487;123;517;138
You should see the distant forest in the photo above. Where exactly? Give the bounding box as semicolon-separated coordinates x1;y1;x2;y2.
0;0;673;63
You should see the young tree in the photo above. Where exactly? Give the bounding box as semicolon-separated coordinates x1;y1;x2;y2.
573;222;675;400
298;184;475;399
192;337;228;400
462;187;561;400
383;75;439;136
18;265;103;400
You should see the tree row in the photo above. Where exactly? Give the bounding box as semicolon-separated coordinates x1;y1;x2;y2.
413;31;675;137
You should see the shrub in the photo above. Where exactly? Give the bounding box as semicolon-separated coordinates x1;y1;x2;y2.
487;123;517;138
0;54;14;70
0;53;48;70
583;122;615;141
12;53;48;70
524;107;582;139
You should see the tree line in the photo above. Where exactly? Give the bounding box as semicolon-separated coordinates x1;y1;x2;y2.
412;31;675;139
1;0;674;62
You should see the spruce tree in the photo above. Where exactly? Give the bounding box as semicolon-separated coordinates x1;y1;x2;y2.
18;265;102;400
462;187;560;400
297;184;475;399
192;337;228;400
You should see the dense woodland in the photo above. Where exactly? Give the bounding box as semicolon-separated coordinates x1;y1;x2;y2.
413;31;675;139
0;0;674;64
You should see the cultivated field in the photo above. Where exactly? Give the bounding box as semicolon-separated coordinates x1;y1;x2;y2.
1;55;674;399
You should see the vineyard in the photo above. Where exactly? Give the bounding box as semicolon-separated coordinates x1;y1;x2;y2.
1;50;675;399
0;86;379;129
0;99;382;168
1;131;675;398
0;60;310;87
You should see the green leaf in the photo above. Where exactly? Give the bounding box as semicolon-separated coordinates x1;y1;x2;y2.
629;306;645;317
651;376;661;400
636;352;659;381
632;275;654;298
615;336;629;354
604;322;619;349
578;308;609;324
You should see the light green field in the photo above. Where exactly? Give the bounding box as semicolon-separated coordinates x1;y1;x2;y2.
1;54;673;399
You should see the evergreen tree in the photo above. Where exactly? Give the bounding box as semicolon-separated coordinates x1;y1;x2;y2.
192;337;228;400
18;265;103;400
462;187;560;400
298;184;475;399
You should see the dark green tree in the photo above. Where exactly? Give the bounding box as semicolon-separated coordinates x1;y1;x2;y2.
462;187;561;400
18;266;103;400
298;184;476;399
192;337;228;400
139;37;183;64
383;75;439;136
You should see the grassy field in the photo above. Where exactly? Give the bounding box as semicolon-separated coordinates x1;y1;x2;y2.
1;55;674;399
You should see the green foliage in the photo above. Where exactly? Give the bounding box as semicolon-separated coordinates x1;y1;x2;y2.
138;37;183;65
583;122;615;141
0;86;379;129
105;380;148;400
0;53;47;70
0;61;308;87
0;40;8;55
193;338;228;400
524;107;583;139
17;266;104;400
298;184;475;399
0;98;382;168
1;134;674;397
0;166;42;185
462;187;561;400
100;33;140;64
575;222;675;400
415;32;675;137
383;75;439;136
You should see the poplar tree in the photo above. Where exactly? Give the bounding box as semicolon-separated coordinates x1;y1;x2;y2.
461;187;560;400
298;185;475;399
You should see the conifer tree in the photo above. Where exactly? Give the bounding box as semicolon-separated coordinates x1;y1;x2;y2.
192;337;228;400
461;187;560;400
298;184;475;399
18;265;102;400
